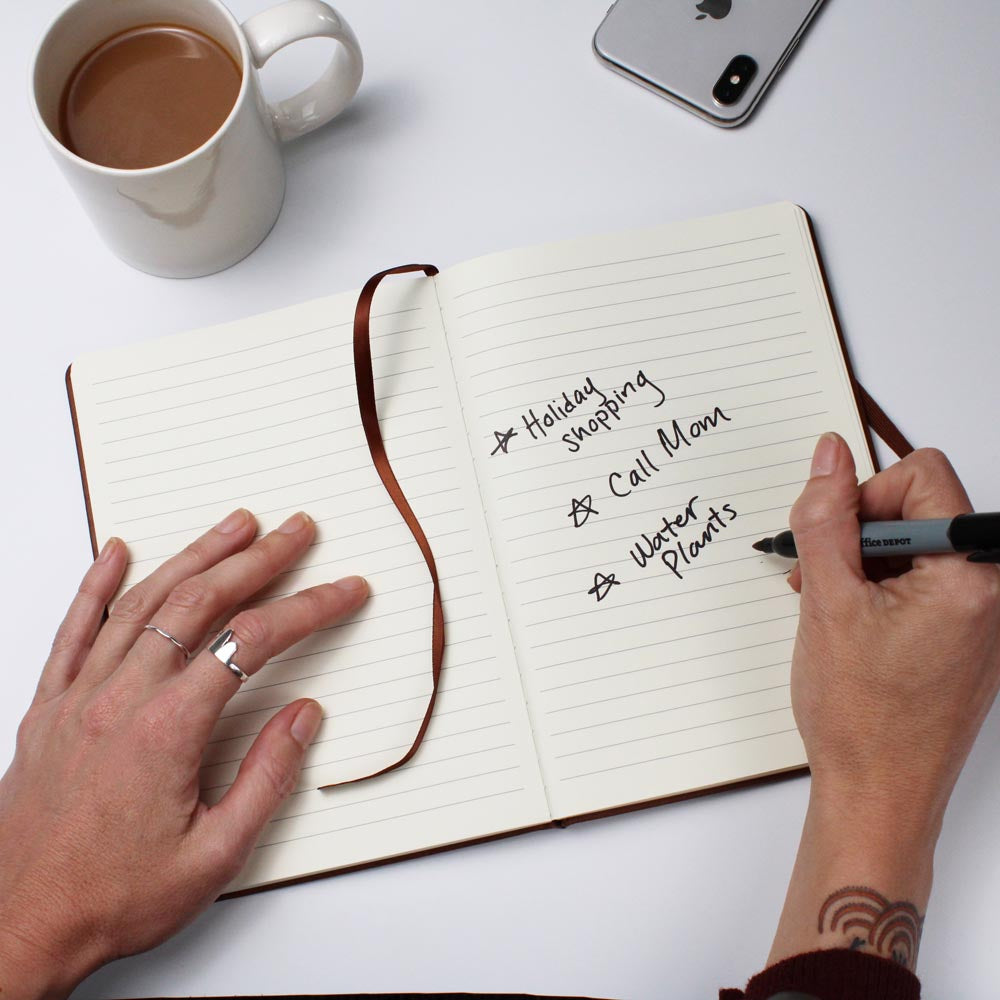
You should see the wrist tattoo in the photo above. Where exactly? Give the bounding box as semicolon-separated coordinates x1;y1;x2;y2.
818;886;924;969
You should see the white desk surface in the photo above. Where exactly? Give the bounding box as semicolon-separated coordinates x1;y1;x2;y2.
4;2;999;997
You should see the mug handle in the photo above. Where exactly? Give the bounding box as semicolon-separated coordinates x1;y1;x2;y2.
241;0;363;142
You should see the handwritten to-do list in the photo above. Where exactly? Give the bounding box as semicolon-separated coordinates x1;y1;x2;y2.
439;204;874;818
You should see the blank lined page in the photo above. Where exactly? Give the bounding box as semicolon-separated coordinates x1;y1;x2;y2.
68;280;549;892
437;204;876;819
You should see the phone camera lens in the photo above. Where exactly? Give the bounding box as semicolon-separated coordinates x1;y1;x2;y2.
713;55;757;106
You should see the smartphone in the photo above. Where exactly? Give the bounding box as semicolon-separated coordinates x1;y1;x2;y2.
593;0;827;127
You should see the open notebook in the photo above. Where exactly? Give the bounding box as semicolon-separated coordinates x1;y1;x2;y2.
68;203;881;894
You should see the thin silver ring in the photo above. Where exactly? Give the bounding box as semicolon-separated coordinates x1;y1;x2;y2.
143;624;191;659
208;628;250;684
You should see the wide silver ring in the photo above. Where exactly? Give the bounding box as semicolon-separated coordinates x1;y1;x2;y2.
143;624;191;659
208;628;250;684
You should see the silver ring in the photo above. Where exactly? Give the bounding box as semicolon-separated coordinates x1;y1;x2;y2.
208;628;249;684
143;624;191;659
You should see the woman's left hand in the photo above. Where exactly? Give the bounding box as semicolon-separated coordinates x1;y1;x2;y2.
0;509;368;1000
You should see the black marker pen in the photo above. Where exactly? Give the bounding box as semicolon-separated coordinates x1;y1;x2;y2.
753;513;1000;563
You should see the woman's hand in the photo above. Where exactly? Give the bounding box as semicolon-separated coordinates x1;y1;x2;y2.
768;436;1000;970
0;509;368;1000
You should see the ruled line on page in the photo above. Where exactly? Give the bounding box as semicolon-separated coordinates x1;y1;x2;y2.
204;730;508;789
127;481;463;545
113;461;460;523
450;233;781;301
109;444;452;506
463;279;793;340
466;309;804;365
469;329;805;383
90;307;422;386
264;716;511;784
95;342;431;406
109;422;447;485
536;615;800;674
208;697;509;768
524;570;789;629
529;592;796;651
258;787;528;850
263;743;523;808
561;727;798;782
101;383;438;446
544;659;792;711
128;502;468;567
97;364;435;426
454;252;788;319
209;716;511;776
463;296;798;356
273;765;523;824
539;639;793;696
106;402;445;464
549;683;791;740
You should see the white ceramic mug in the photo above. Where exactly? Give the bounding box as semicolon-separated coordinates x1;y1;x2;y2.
30;0;363;278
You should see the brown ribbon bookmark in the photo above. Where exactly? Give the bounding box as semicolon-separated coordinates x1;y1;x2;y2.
856;382;914;459
318;264;443;791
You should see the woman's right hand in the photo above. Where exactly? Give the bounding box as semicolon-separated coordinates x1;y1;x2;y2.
789;438;1000;833
768;436;1000;971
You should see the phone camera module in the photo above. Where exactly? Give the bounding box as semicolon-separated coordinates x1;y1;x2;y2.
712;55;757;106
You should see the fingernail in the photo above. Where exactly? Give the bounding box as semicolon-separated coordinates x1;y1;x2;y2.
810;433;840;478
216;508;250;534
291;700;323;749
97;537;121;563
333;575;368;595
277;511;311;534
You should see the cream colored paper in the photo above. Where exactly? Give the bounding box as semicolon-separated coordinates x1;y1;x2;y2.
437;204;875;819
69;280;550;891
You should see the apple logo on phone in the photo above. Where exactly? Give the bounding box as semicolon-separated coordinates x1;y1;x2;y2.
695;0;732;19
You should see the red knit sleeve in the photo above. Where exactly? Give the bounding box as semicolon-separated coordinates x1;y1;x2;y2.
719;948;921;999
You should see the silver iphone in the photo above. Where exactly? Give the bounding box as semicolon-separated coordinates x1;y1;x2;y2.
593;0;827;127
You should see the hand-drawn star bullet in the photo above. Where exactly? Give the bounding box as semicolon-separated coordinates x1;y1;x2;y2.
490;427;518;456
568;494;599;528
587;571;620;603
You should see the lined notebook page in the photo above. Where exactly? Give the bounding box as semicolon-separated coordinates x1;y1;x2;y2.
437;203;876;819
68;280;549;892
